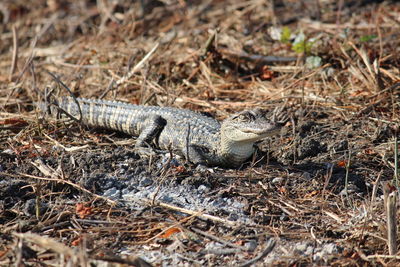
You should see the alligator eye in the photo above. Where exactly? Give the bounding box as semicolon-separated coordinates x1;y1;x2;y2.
232;114;242;121
244;111;256;120
231;111;256;121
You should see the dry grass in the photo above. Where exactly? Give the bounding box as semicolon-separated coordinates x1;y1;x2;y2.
0;0;399;266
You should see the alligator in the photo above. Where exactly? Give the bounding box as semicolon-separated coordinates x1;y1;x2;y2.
43;97;285;167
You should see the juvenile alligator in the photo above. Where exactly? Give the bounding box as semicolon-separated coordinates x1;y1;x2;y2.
44;97;284;167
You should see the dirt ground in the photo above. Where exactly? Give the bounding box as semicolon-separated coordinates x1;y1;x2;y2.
1;0;400;266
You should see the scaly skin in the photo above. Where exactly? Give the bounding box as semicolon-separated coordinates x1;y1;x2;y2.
46;97;282;167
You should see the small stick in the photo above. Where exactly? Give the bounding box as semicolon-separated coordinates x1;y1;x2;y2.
24;171;116;205
387;193;397;256
201;29;218;57
140;214;198;244
218;48;297;63
344;148;352;202
382;182;398;255
394;132;399;187
0;168;116;206
100;43;159;99
94;255;152;267
15;36;37;83
370;170;382;208
238;239;276;267
13;232;76;258
142;198;242;227
191;227;246;250
367;255;400;260
9;25;18;81
115;43;159;88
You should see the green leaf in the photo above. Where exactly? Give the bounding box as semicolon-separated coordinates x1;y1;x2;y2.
292;40;314;54
359;35;377;42
280;27;292;44
291;32;314;54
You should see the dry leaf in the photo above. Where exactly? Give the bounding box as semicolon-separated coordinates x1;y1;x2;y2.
76;203;93;219
160;227;182;238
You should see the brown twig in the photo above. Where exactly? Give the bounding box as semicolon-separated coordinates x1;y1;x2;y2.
238;239;276;267
382;182;397;255
219;48;298;64
191;227;247;250
142;198;244;227
9;25;18;82
201;29;218;57
0;167;116;206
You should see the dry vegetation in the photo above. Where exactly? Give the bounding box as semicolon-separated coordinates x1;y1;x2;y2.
0;0;400;266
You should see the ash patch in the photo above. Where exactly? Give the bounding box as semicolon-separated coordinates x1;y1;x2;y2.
95;153;253;224
264;241;340;265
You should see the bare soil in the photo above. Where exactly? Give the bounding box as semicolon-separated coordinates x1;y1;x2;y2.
0;0;399;266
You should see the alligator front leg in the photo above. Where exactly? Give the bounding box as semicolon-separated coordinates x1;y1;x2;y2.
134;115;167;156
185;144;216;166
